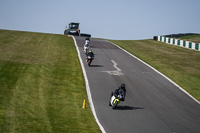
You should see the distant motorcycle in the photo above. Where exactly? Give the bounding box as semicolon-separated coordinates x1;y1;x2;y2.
109;94;123;109
84;45;89;55
84;38;90;55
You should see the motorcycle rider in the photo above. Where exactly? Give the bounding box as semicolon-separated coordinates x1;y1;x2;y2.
84;38;90;54
86;50;94;62
85;37;90;45
110;84;126;103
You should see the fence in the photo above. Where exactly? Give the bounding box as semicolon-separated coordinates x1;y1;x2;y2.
154;36;200;51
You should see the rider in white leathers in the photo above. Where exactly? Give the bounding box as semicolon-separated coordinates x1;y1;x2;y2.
84;38;90;54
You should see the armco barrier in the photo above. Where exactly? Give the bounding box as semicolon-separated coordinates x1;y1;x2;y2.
155;36;200;51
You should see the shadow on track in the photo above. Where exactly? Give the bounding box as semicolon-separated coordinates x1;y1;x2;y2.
115;105;145;110
90;65;104;67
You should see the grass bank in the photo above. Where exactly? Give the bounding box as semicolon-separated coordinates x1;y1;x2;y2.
178;35;200;43
110;39;200;101
0;30;100;132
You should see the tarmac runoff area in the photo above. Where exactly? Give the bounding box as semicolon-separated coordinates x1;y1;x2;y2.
73;36;200;133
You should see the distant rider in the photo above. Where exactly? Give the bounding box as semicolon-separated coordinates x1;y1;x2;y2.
110;84;126;102
84;37;90;54
85;37;90;45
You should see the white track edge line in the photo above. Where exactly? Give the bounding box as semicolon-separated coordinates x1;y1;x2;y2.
108;40;200;105
71;36;106;133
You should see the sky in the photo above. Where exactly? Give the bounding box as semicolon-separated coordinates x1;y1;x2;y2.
0;0;200;40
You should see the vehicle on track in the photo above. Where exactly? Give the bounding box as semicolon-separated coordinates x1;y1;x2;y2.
87;55;93;66
86;50;94;67
84;45;90;55
64;22;91;37
109;84;126;109
109;94;123;109
83;37;90;55
64;22;80;36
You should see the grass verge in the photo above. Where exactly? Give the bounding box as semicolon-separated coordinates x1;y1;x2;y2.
0;30;101;132
178;35;200;43
110;39;200;101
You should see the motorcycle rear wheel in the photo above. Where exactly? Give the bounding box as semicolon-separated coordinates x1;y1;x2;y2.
88;60;92;66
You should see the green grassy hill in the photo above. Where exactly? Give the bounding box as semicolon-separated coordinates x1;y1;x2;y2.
110;39;200;101
0;30;100;133
178;35;200;43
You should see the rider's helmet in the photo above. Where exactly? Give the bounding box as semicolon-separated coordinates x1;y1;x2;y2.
121;84;125;90
89;50;92;53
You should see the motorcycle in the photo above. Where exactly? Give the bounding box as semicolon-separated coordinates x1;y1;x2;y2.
87;55;93;66
83;39;90;55
84;45;89;55
109;94;123;109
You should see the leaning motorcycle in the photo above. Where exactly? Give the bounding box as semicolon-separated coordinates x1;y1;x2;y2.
109;94;123;109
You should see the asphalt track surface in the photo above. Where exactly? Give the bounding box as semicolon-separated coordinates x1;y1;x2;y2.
74;36;200;133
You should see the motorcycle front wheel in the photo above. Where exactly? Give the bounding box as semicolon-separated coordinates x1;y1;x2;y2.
112;101;118;109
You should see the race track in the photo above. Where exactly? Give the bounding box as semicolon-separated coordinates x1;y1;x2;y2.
74;36;200;133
